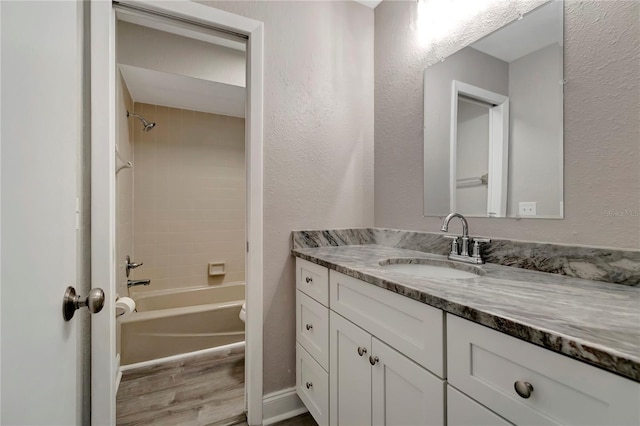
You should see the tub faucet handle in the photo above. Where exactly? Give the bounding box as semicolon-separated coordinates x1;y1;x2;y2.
126;255;143;277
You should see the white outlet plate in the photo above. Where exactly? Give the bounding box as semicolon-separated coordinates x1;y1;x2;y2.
519;202;537;216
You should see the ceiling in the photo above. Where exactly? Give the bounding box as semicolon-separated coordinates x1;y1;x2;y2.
471;1;563;63
119;64;246;118
353;0;382;9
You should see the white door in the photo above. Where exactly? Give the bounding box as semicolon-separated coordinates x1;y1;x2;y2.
330;312;372;426
1;1;85;424
371;337;444;426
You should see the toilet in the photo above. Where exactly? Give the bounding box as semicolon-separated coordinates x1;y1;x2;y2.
239;302;246;322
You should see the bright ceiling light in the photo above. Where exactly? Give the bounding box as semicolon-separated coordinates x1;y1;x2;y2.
416;0;495;47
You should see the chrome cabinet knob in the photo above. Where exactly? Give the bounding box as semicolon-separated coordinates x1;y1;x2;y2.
305;382;313;389
305;276;313;283
357;346;368;356
514;381;534;398
305;323;313;331
63;286;105;321
369;355;379;366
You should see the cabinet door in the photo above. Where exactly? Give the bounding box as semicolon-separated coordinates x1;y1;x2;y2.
371;337;444;426
447;385;512;426
330;312;372;426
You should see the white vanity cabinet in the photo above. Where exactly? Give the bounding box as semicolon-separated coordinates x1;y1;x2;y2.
447;385;512;426
447;314;640;426
296;259;330;425
294;257;640;426
330;311;444;426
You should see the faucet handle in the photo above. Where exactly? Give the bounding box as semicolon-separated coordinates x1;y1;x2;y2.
471;238;491;260
443;235;459;255
474;238;491;244
126;255;143;277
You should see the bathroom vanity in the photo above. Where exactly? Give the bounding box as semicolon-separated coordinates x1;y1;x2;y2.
292;239;640;426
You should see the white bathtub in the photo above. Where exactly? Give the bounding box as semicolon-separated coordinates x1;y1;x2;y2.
119;282;245;365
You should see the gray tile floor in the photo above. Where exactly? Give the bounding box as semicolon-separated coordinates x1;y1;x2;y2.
116;346;245;425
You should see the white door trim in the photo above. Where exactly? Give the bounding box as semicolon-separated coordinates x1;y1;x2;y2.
90;2;117;423
450;80;509;217
90;1;264;424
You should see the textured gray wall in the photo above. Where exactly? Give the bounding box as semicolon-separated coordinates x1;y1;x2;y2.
508;43;563;217
199;1;375;394
375;0;640;249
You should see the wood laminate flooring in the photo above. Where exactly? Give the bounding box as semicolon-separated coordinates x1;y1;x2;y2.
117;346;245;426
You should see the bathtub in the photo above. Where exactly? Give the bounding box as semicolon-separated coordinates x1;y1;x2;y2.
119;282;245;365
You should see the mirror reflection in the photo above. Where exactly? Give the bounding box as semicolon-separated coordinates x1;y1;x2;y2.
423;1;564;218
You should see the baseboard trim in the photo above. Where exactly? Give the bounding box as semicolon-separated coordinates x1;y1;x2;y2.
262;387;308;425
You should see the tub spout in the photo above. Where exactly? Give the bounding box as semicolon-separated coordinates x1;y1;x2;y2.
127;279;151;288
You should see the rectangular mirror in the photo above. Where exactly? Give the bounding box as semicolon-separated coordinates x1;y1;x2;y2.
423;1;564;218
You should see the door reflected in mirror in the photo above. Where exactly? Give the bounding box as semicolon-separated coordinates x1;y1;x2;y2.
423;1;564;219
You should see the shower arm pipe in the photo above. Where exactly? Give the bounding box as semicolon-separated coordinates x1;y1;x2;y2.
126;110;156;132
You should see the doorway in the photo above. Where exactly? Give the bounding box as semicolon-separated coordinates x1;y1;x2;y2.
91;2;264;424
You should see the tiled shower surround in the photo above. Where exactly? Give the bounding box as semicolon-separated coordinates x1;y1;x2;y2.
292;228;640;286
130;103;246;292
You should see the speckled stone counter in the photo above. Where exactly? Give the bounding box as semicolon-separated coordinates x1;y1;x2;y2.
291;244;640;382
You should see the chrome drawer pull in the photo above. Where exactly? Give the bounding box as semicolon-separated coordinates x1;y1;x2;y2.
305;276;313;283
514;381;534;398
369;355;379;366
357;346;367;356
306;381;313;389
305;323;313;331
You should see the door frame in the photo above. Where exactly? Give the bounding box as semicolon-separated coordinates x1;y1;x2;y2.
91;1;264;424
449;80;509;217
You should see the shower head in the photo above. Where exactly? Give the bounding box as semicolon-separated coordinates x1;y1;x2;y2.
127;111;156;132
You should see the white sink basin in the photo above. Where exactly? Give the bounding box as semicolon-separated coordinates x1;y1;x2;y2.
380;259;483;279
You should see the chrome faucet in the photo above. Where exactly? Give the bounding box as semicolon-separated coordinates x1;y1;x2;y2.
441;212;470;255
441;212;490;264
127;279;151;288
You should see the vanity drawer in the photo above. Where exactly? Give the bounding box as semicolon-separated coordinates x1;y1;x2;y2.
297;343;329;426
329;270;444;377
447;385;512;426
296;258;329;306
296;290;329;370
447;314;640;425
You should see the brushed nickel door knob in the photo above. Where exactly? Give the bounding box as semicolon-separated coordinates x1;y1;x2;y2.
514;381;534;398
63;286;105;321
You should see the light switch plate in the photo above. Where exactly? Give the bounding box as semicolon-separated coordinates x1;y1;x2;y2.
519;202;537;216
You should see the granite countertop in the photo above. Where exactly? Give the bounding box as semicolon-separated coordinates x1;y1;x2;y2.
292;244;640;382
